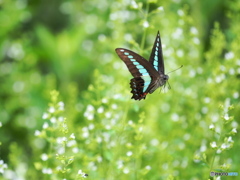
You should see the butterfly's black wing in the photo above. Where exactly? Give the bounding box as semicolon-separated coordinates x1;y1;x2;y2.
115;48;159;100
149;31;165;74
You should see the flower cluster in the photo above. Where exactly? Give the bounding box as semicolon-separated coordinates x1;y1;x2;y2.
35;90;87;179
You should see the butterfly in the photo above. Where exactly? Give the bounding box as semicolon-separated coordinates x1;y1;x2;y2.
115;31;169;100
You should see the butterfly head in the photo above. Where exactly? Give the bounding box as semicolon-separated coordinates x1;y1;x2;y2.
160;74;169;84
163;74;169;81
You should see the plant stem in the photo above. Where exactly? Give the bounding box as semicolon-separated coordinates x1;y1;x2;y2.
140;2;149;53
208;116;224;179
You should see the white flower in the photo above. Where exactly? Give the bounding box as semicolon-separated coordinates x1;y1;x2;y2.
42;113;48;119
105;112;111;118
216;149;222;154
0;160;8;174
225;52;234;60
48;107;55;113
96;137;102;143
150;139;159;146
204;97;211;103
41;154;48;161
200;144;207;152
111;104;118;109
56;137;67;144
221;143;227;149
172;28;183;39
117;160;124;169
88;123;95;130
78;169;88;177
82;127;88;131
87;114;94;120
34;130;41;136
176;49;184;57
105;124;111;130
158;6;164;11
189;69;196;78
123;167;130;174
126;151;133;156
97;106;104;113
209;124;215;130
232;128;237;133
67;140;76;147
102;133;110;143
145;165;151;170
70;133;75;139
97;156;103;163
58;116;64;122
190;27;198;34
229;68;235;75
210;141;217;148
143;21;149;28
102;98;108;103
86;104;94;111
88;162;97;171
72;147;79;153
84;105;95;120
43;122;49;129
57;147;65;154
50;117;57;123
227;136;233;142
233;92;239;99
171;113;179;122
131;0;138;9
224;114;230;120
128;120;133;125
177;9;184;16
82;131;89;138
42;168;52;174
58;101;64;110
215;74;225;83
201;107;208;114
7;43;25;60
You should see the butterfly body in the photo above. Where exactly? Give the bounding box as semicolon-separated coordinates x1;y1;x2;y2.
115;31;168;100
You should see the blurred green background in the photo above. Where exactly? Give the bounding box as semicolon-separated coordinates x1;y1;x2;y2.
0;0;239;179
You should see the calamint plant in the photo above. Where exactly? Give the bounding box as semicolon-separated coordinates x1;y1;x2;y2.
194;99;238;179
34;90;87;179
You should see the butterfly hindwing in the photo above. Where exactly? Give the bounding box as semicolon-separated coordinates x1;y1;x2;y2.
130;77;147;100
149;31;165;74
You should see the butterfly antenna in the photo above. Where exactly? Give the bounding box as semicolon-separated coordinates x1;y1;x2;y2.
167;65;183;74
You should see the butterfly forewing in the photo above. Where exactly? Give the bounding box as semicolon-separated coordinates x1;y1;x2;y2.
149;31;165;74
115;48;158;78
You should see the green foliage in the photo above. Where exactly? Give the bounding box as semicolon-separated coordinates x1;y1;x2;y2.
0;0;239;180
